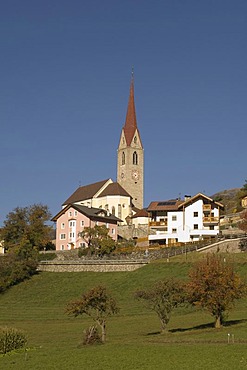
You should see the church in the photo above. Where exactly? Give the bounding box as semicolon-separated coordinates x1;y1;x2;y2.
52;74;146;250
52;74;223;251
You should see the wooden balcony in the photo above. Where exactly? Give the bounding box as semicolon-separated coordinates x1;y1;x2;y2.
203;216;219;224
203;204;212;211
149;221;168;227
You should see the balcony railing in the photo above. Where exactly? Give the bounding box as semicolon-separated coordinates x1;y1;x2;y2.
203;216;219;224
203;204;212;211
149;221;168;227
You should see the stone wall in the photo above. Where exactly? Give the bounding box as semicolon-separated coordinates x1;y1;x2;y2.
198;239;241;253
38;260;148;272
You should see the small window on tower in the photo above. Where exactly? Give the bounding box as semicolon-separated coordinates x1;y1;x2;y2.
133;151;138;165
122;152;125;165
134;136;137;143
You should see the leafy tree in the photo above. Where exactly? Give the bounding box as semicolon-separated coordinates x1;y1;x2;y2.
1;204;52;251
135;278;186;333
187;254;246;328
78;225;116;256
239;210;247;232
0;238;38;293
66;285;119;343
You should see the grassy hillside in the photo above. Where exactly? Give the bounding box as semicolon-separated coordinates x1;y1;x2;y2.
1;254;247;370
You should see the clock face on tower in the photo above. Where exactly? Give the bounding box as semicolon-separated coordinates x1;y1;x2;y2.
132;170;139;180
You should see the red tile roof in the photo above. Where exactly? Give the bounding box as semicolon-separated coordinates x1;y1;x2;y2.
131;208;149;218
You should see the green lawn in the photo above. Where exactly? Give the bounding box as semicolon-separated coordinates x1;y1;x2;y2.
0;254;247;369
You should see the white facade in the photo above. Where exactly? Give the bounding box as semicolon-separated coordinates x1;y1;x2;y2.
148;194;223;245
73;194;131;225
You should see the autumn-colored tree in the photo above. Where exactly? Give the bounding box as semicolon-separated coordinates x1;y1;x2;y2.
187;254;246;328
78;225;116;256
135;278;186;333
66;285;119;343
1;204;52;251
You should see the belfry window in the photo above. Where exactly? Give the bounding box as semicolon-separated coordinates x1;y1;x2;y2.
133;151;138;165
122;152;125;165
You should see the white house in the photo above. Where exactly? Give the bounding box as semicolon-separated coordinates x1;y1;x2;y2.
147;193;224;245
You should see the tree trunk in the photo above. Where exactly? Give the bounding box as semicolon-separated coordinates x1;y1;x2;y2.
100;320;106;343
160;318;168;334
215;315;221;328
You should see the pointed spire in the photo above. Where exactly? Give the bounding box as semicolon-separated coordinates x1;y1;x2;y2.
123;70;138;146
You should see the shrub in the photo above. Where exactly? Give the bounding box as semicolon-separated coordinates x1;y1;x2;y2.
0;327;27;354
239;238;247;252
0;251;38;294
78;247;88;258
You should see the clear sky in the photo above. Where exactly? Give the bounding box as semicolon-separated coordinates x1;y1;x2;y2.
1;0;246;225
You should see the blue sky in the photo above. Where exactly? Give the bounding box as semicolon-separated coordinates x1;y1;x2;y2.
1;0;246;225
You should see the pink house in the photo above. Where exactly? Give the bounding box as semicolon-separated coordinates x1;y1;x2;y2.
52;204;121;251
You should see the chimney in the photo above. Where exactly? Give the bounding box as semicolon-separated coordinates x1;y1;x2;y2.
184;195;191;202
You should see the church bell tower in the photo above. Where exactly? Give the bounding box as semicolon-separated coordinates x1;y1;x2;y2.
117;73;144;209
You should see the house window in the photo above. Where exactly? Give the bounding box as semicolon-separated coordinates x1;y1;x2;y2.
79;242;86;248
133;151;138;165
172;215;177;221
60;234;66;240
172;228;177;233
81;221;84;227
194;224;198;230
69;232;75;238
122;152;125;165
74;211;77;216
194;212;198;217
112;206;115;216
210;225;214;230
69;221;75;227
61;245;64;250
61;223;65;229
69;211;72;217
111;228;115;235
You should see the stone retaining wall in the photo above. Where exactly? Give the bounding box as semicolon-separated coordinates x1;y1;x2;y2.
38;260;148;272
198;239;241;253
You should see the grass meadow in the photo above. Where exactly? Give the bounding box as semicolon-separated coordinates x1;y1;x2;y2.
0;253;247;369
